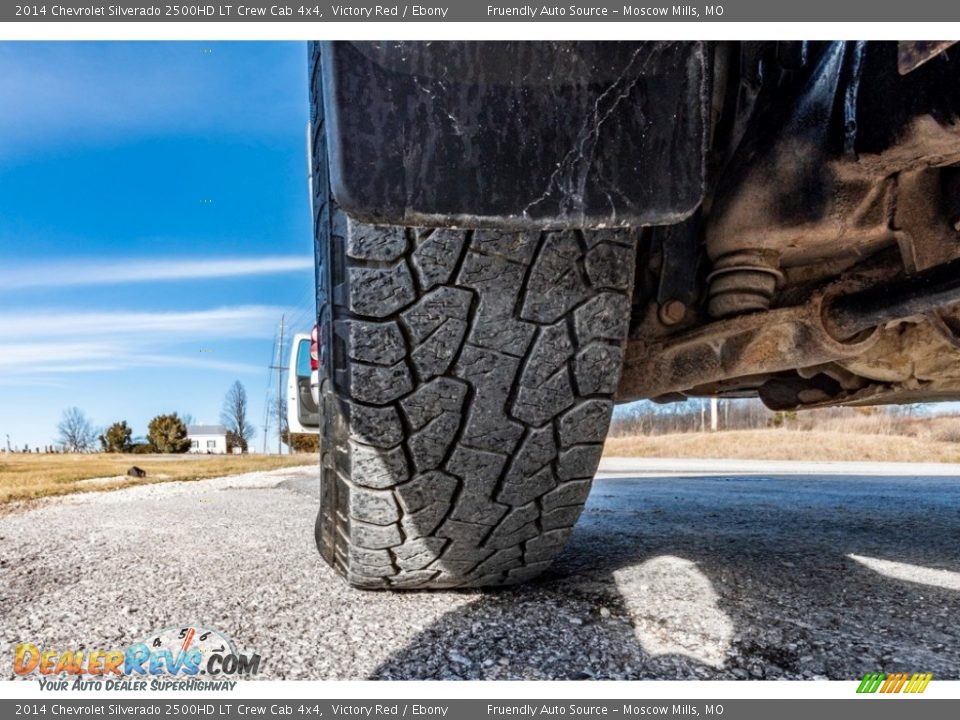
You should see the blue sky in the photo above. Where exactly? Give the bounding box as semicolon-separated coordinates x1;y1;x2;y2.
0;42;315;450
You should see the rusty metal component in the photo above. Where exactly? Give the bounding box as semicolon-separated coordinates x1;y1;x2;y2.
618;291;880;403
701;42;960;316
824;256;960;340
928;307;960;350
706;250;784;318
897;41;958;75
894;169;960;273
835;316;960;390
658;300;687;326
615;42;960;413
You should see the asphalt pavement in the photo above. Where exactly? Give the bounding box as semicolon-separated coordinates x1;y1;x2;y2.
1;458;959;680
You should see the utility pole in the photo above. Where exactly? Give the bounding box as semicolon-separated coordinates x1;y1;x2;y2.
262;412;270;455
272;314;285;455
4;434;10;453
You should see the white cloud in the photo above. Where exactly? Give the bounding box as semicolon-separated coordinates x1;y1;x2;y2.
0;345;261;376
0;305;286;340
0;256;313;292
0;306;287;376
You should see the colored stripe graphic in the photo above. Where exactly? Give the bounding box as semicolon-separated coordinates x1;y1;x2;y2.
857;672;932;693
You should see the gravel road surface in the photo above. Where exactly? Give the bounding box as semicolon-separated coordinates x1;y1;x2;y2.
2;459;958;680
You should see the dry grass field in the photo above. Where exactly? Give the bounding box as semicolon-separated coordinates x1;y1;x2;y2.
0;453;312;505
603;429;960;463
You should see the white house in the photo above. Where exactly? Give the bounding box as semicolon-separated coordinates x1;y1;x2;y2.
186;425;229;454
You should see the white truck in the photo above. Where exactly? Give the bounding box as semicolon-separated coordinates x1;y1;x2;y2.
286;325;321;435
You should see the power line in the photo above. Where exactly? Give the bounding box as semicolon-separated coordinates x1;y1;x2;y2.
285;282;318;335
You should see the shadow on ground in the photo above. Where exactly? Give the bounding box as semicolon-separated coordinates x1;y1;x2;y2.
368;473;960;680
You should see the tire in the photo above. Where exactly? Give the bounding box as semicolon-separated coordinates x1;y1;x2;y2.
310;51;637;591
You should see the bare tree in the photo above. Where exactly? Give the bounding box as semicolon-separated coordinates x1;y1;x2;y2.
57;407;98;453
221;381;255;453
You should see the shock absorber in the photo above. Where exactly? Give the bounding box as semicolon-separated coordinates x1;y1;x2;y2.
706;250;784;318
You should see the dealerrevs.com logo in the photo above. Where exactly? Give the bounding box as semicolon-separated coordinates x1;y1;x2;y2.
14;624;261;691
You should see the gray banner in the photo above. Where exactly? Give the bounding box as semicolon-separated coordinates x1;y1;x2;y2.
4;0;960;22
2;700;959;719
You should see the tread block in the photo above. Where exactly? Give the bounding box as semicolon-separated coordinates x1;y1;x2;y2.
347;402;404;449
348;547;395;573
467;310;536;357
401;377;468;430
496;465;556;507
352;519;402;550
511;365;575;425
456;249;527;300
472;544;523;576
455;346;524;453
346;224;408;261
574;343;624;395
444;445;508;487
338;319;407;365
520;232;590;323
585;242;634;290
524;527;571;553
392;537;447;571
430;550;496;581
470;229;539;264
502;426;556;485
448;490;508;527
541;479;592;512
396;471;458;539
519;321;574;388
558;400;614;446
410;318;468;379
436;519;494;558
349;359;413;405
401;286;472;344
446;446;509;526
349;486;401;526
458;250;537;356
346;573;390;588
348;262;416;317
350;442;410;489
524;528;573;563
541;505;583;530
556;444;605;480
583;228;634;248
411;229;466;290
486;503;539;549
388;569;439;588
573;292;631;344
408;412;461;473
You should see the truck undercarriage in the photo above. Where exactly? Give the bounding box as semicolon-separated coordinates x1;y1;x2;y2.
621;41;960;412
308;40;960;588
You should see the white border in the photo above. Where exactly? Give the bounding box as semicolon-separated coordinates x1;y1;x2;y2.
2;17;959;703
